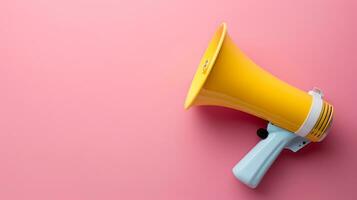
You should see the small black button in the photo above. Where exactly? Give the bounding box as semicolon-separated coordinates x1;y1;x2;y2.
257;128;269;139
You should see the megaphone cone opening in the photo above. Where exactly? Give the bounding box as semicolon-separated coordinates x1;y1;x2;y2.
184;23;227;109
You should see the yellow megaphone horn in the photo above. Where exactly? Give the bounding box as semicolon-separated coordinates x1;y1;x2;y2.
184;23;334;188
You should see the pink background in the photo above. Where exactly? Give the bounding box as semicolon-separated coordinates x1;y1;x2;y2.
1;0;357;199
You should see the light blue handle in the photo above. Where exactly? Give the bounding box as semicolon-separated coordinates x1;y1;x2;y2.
232;124;299;188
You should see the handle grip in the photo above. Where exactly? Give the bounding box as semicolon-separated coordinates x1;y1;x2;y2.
232;124;298;188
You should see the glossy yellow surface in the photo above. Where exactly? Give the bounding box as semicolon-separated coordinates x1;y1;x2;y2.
185;23;315;134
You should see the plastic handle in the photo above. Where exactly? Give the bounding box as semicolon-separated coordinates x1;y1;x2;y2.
232;125;298;188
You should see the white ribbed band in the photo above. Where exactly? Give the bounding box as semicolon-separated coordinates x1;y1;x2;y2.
295;89;323;137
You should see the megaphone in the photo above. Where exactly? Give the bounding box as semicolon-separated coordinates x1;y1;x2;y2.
184;23;334;188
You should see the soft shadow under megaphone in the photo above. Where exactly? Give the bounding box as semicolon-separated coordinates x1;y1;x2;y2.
184;23;334;188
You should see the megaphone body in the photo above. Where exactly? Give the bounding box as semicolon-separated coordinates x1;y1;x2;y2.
184;23;334;188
